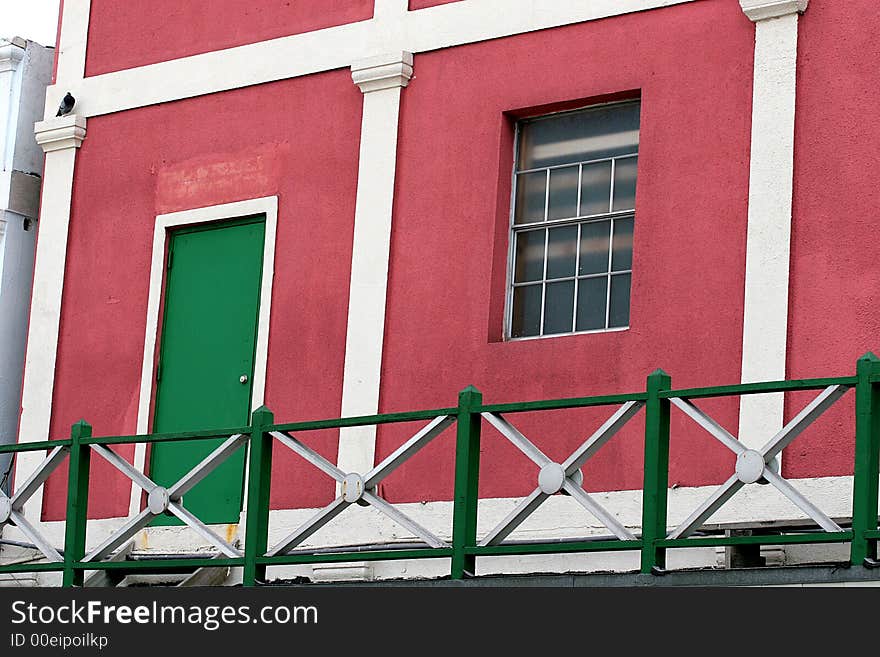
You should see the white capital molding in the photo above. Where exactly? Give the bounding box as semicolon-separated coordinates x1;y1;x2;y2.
34;115;88;153
0;39;25;74
739;0;808;22
351;52;413;94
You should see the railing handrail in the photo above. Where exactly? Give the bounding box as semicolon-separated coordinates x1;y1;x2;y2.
0;353;878;587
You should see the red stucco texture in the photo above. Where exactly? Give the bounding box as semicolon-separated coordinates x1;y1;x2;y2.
41;0;878;519
409;0;463;9
42;70;362;520
784;0;880;479
84;0;374;76
375;0;755;503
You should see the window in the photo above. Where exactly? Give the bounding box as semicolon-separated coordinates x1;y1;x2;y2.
507;101;640;339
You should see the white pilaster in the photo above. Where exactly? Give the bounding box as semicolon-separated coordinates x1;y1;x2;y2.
15;114;86;520
54;0;92;88
336;53;413;481
737;0;807;451
0;40;25;174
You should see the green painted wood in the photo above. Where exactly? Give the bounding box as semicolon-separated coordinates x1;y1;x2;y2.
63;420;91;587
0;563;64;575
660;377;856;400
466;540;641;556
74;558;244;571
243;406;274;586
150;217;265;525
84;427;251;446
451;386;482;579
0;440;71;454
269;408;459;433
851;353;880;565
480;392;647;414
641;369;671;574
659;532;852;549
257;548;452;566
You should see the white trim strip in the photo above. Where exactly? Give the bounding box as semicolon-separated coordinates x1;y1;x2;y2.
127;196;278;517
55;0;91;84
46;0;700;118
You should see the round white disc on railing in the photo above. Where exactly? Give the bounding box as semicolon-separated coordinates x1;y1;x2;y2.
147;486;170;514
538;463;566;495
341;473;365;503
0;497;11;524
735;450;766;484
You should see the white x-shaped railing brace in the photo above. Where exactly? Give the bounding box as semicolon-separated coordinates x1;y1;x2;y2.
667;385;851;540
266;416;456;557
82;435;249;562
0;446;70;562
479;401;645;546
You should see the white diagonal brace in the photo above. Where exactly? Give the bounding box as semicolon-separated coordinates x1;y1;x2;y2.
266;496;351;557
761;469;843;533
667;475;745;540
364;415;455;489
271;432;346;482
361;491;448;549
561;479;636;541
10;446;70;509
670;398;745;456
9;510;63;562
480;489;550;547
760;385;849;461
168;502;242;557
91;444;157;492
83;508;154;562
561;401;645;475
168;434;248;499
482;413;551;467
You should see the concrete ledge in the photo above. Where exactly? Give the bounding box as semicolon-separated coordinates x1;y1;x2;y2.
267;563;880;588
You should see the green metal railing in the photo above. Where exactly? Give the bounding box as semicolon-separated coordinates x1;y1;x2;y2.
0;352;878;587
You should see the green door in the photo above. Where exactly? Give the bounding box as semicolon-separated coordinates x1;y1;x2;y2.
150;216;265;525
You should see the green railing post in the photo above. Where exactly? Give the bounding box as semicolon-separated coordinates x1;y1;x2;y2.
851;353;880;566
641;369;671;574
63;420;91;587
243;406;274;586
451;385;482;579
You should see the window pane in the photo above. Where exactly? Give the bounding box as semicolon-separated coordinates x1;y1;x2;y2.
612;156;638;211
518;101;641;169
576;276;607;331
611;217;634;272
546;226;578;279
547;166;579;220
514;229;546;283
514;171;547;224
609;273;631;328
578;220;610;276
543;281;574;335
580;161;612;216
511;284;542;338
